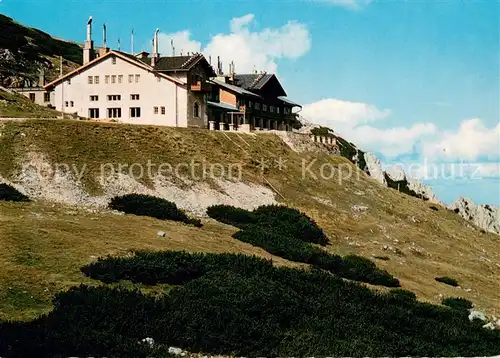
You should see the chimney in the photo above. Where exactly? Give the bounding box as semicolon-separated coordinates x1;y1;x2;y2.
83;16;95;64
151;28;160;67
229;61;235;83
99;23;110;56
38;68;45;87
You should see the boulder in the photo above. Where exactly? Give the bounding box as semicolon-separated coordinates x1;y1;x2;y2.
468;310;487;322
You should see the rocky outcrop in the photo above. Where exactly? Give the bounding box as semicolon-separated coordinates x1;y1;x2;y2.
364;152;387;185
385;166;440;203
362;152;440;203
449;197;500;234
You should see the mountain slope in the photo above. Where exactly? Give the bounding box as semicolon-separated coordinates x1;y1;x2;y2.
0;119;498;322
0;14;81;86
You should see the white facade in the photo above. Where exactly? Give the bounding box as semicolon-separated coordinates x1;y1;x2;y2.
52;54;191;127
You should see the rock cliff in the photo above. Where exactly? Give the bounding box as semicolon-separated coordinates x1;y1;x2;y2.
449;197;500;234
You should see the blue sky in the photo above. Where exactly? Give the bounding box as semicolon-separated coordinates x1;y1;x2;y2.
2;0;499;205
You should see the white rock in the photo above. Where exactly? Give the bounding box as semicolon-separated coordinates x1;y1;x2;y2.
140;337;154;347
449;197;500;234
363;152;387;185
168;347;183;355
351;204;369;212
469;310;487;322
157;231;166;238
482;322;495;330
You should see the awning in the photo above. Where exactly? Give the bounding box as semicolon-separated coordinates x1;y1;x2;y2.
207;101;240;112
278;96;302;107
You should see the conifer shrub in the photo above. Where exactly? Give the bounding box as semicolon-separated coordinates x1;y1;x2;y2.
206;205;257;228
232;227;399;287
2;252;499;357
108;194;202;227
0;183;30;202
442;297;473;311
253;205;329;246
435;276;459;287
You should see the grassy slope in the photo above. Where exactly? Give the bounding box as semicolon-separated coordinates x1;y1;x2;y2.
0;90;60;118
0;119;499;321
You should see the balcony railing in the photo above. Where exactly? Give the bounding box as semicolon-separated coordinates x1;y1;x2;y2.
191;80;211;92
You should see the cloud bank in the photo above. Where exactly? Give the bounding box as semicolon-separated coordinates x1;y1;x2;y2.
156;14;311;74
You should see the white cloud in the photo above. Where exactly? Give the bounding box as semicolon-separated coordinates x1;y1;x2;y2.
302;98;436;157
302;98;391;126
157;31;201;56
156;14;311;74
422;119;500;161
315;0;373;10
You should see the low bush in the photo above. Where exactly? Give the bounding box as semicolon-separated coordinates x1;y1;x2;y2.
206;205;257;228
442;297;473;311
0;183;30;202
435;276;459;287
388;288;417;302
109;194;201;227
253;205;329;246
373;255;390;261
2;251;499;357
430;205;439;211
233;226;399;287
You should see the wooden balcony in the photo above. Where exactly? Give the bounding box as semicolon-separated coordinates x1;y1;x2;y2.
190;80;211;92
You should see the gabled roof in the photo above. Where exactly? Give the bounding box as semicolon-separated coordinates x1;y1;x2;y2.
136;53;216;76
210;79;262;99
233;73;287;97
234;73;274;90
44;50;185;89
278;96;301;108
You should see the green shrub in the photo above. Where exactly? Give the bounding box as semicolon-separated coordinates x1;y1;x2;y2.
109;194;201;227
253;205;329;246
389;288;417;302
2;252;499;358
442;297;473;311
435;276;459;287
0;183;30;202
206;205;257;228
232;227;399;287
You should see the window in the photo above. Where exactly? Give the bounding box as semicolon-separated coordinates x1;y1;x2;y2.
131;94;140;100
248;100;253;108
153;106;159;114
105;75;110;84
90;95;99;101
70;101;74;107
255;102;260;110
284;107;291;115
107;108;121;118
135;74;140;83
89;108;99;119
29;93;36;102
277;107;280;114
107;95;121;101
118;75;123;84
128;74;134;83
43;92;50;102
88;76;93;84
111;75;116;84
270;106;275;113
130;107;141;118
65;101;68;107
262;104;267;111
94;76;99;84
193;102;200;117
111;57;116;65
161;106;166;115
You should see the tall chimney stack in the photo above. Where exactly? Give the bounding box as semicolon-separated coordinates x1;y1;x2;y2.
83;16;95;64
99;23;110;57
151;28;160;67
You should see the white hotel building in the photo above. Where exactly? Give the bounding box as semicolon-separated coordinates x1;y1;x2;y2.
45;20;215;128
